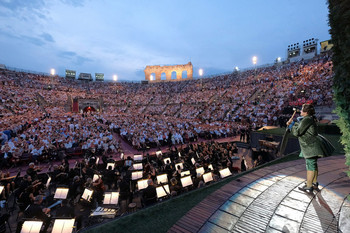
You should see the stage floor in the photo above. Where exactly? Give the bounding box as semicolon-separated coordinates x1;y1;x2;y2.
168;155;350;233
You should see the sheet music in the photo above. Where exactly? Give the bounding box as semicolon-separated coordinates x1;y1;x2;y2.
175;163;183;170
156;174;168;184
93;174;101;182
181;175;193;187
54;188;69;199
82;189;93;201
178;152;181;157
134;154;143;161
156;185;170;198
181;170;190;177
163;158;171;164
45;177;51;188
106;163;115;170
191;158;195;165
131;171;143;180
196;167;205;176
203;172;213;183
51;219;75;233
208;164;214;171
21;221;43;233
133;163;143;170
103;192;119;205
219;168;232;178
0;186;4;194
137;179;148;190
156;151;162;157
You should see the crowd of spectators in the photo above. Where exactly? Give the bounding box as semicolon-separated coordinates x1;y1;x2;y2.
1;52;334;164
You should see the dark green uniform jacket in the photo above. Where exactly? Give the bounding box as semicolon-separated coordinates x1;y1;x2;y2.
291;116;330;159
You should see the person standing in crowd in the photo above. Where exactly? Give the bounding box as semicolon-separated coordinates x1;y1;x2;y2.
287;104;334;192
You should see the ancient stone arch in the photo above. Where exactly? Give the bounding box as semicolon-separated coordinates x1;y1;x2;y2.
144;62;193;82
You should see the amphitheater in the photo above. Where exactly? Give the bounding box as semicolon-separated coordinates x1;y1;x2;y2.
0;51;349;233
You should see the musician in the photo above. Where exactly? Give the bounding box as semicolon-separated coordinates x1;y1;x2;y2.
26;162;40;181
142;179;157;206
92;177;106;204
55;199;82;230
0;170;14;198
253;155;265;167
55;199;74;217
23;195;51;232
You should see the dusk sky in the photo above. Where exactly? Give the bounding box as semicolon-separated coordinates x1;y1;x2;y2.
0;0;330;81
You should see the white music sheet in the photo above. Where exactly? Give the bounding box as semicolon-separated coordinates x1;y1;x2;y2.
51;219;75;233
21;221;43;233
181;175;193;187
156;185;170;198
54;188;69;199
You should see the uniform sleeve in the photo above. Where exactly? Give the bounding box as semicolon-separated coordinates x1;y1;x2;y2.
291;117;313;137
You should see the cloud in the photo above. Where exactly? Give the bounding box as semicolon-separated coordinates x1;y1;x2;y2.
40;33;55;43
58;50;93;66
60;0;87;7
0;0;45;11
20;35;45;46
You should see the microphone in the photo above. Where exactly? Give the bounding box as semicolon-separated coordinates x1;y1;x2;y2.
292;108;301;113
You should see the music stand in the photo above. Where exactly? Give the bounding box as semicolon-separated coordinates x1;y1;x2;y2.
0;186;4;195
131;171;143;180
163;158;171;164
82;188;94;202
191;158;196;165
51;219;75;233
196;167;205;176
156;174;168;184
45;177;51;188
203;172;213;183
180;175;193;187
106;162;115;170
103;192;119;205
137;179;148;190
133;163;143;170
54;187;69;199
156;185;170;199
175;162;183;170
134;154;143;161
156;151;162;157
181;170;190;177
208;164;214;171
20;220;43;233
219;168;232;178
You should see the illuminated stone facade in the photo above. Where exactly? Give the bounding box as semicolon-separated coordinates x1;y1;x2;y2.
144;62;193;82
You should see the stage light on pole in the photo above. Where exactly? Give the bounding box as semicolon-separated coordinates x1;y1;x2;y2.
235;66;239;71
198;68;203;77
50;69;55;76
252;56;257;65
198;68;203;89
113;75;118;82
252;56;257;77
277;57;281;62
